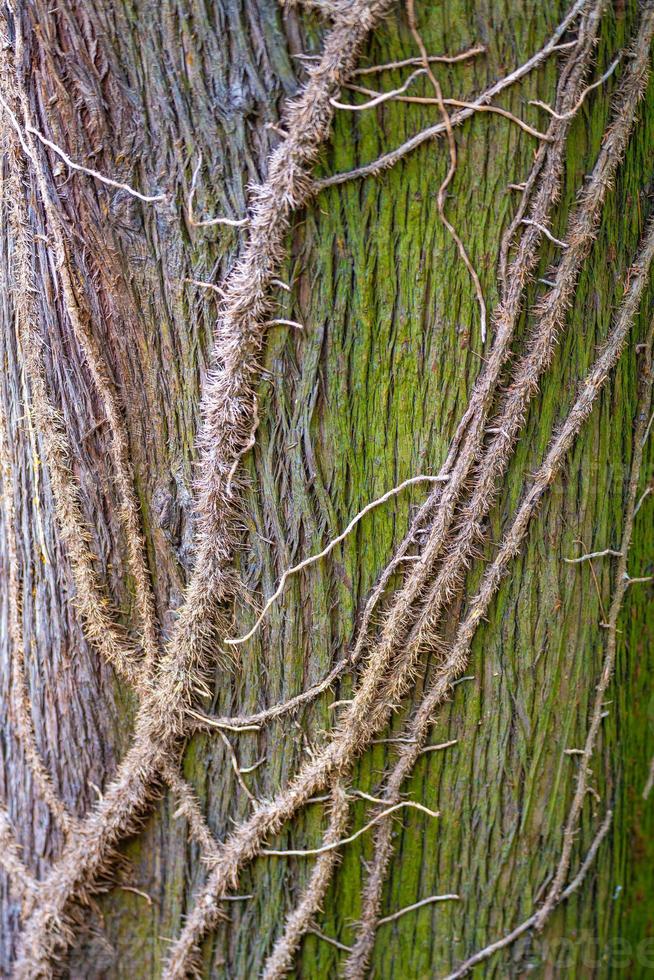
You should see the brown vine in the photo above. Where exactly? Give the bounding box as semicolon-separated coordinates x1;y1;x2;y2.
0;0;651;977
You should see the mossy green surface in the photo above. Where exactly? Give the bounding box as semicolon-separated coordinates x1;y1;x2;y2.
23;0;652;975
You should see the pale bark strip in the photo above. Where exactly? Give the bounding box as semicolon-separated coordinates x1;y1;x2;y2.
163;208;654;980
643;757;654;800
8;2;396;973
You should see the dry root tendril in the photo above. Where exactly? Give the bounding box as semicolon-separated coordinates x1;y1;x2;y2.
3;1;653;978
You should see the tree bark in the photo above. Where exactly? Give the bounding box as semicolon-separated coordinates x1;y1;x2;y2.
1;0;653;976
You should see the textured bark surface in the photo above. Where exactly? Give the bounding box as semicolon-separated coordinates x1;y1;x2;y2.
0;0;653;976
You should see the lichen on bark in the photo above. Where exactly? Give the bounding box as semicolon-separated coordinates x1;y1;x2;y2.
0;0;653;977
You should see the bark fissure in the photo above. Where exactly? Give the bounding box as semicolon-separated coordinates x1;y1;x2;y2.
0;0;652;976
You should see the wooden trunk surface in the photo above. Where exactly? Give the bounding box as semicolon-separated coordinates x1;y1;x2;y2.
1;0;653;976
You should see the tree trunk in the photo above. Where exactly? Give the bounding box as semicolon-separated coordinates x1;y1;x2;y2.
1;0;653;976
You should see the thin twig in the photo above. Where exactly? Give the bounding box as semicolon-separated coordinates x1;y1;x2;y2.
419;738;458;755
187;154;248;227
315;0;588;191
186;709;260;733
406;0;488;342
535;307;654;928
21;122;165;202
307;927;353;952
267;318;304;329
564;547;622;563
261;784;350;980
634;485;651;515
330;67;426;110
118;885;154;905
377;893;459;925
190;649;357;732
185;278;227;298
261;800;439;857
226;475;447;646
353;46;485;74
521;218;569;248
442;810;613;979
217;731;257;802
530;54;620;119
342;82;552;140
643;756;654;800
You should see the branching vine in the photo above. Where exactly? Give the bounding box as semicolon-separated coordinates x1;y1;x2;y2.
0;0;652;977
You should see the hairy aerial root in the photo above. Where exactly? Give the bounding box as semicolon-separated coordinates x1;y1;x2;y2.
10;2;397;973
257;0;613;813
163;764;222;865
181;0;396;691
4;12;160;680
343;7;610;965
443;808;613;979
314;0;587;192
299;0;606;766
497;0;606;281
166;205;654;977
345;212;654;979
261;783;349;980
534;309;654;928
3;0;651;974
377;1;654;712
0;52;143;692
